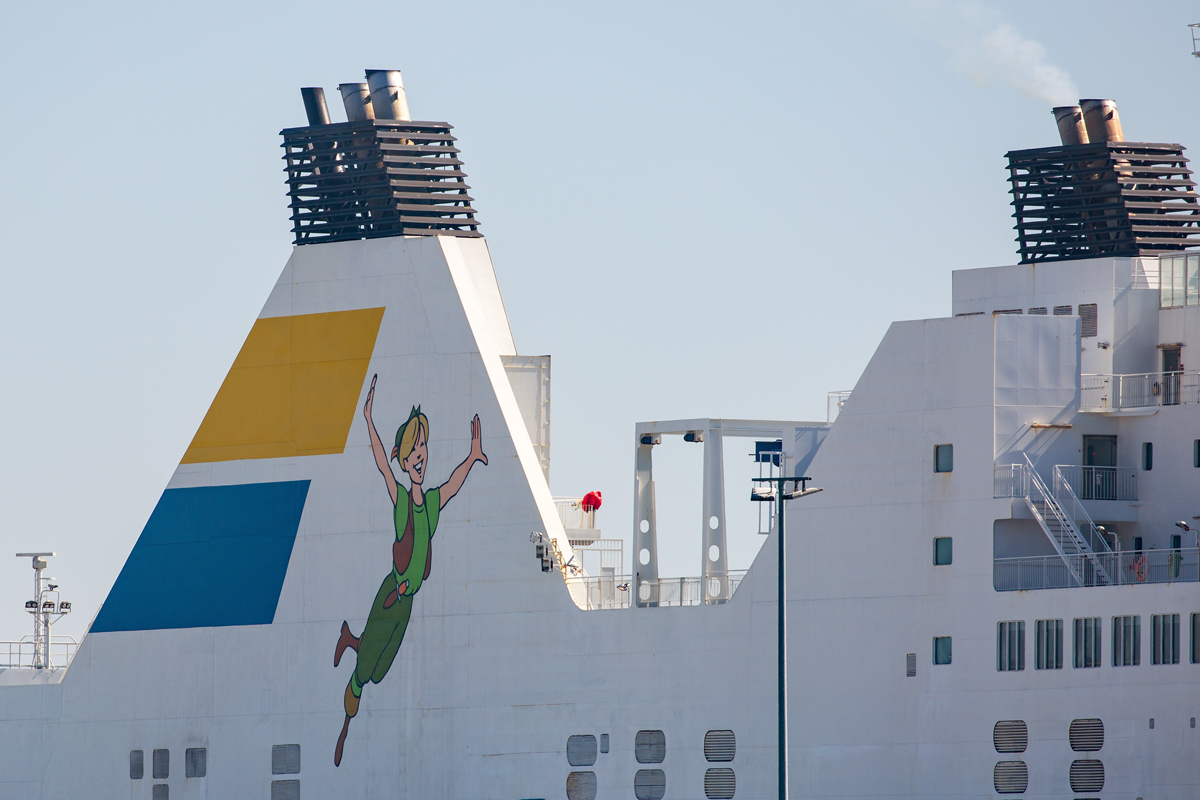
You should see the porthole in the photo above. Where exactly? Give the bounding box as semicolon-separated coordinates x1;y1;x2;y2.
640;519;650;534
708;515;719;530
708;545;720;562
639;548;651;566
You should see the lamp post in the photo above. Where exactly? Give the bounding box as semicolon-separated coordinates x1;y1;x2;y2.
752;475;822;800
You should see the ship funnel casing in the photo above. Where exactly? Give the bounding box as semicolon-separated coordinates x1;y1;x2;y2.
338;83;375;122
1080;99;1124;143
365;69;411;121
300;87;331;126
1052;106;1089;145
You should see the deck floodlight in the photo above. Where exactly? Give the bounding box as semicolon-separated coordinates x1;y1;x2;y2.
59;602;70;612
1176;521;1192;532
751;486;776;502
25;600;37;609
683;431;704;443
640;434;661;446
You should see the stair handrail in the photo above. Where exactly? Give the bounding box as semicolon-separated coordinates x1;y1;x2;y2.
1020;455;1085;587
1052;465;1115;555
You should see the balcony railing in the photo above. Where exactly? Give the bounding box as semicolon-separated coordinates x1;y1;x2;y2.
565;574;632;610
635;571;747;607
995;548;1199;591
1054;465;1138;501
0;636;79;669
1081;371;1200;412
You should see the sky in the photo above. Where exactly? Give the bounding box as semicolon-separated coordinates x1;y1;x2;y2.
2;1;1199;642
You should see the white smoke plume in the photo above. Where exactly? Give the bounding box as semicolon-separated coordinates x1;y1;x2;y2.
903;2;1079;106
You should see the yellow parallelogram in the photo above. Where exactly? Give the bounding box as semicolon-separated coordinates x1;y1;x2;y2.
182;308;385;464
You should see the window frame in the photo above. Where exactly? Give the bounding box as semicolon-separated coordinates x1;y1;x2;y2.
997;621;1025;672
933;636;952;665
1142;442;1153;471
1035;619;1064;670
1152;613;1180;665
933;537;952;566
1112;615;1141;667
1073;617;1102;668
934;444;953;473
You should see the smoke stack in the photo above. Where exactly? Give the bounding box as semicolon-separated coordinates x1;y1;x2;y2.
338;83;375;122
1080;99;1124;143
301;87;331;126
365;70;411;121
1052;106;1089;146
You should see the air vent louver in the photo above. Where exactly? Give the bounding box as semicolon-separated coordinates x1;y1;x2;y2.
566;771;597;800
704;767;736;799
993;720;1028;753
1069;718;1104;751
993;760;1028;794
634;768;666;800
271;780;300;800
635;730;666;764
704;730;735;762
272;744;301;775
1070;759;1105;792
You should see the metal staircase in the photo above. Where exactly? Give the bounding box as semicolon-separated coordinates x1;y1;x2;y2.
1016;455;1114;587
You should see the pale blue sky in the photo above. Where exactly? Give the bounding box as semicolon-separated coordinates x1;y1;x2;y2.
2;1;1198;640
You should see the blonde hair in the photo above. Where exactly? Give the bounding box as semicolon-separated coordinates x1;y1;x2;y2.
392;409;429;463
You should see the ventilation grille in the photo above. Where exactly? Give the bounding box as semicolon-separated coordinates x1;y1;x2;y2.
704;730;735;762
634;768;666;800
272;744;301;774
566;771;597;800
1070;759;1105;792
152;749;169;780
1079;303;1098;337
566;734;597;767
704;767;736;799
130;750;144;780
1054;305;1073;315
906;653;916;677
271;779;300;800
152;784;169;800
635;730;666;764
993;720;1028;753
1069;718;1104;751
184;747;206;778
994;308;1023;315
281;120;482;245
993;760;1028;794
1028;307;1048;315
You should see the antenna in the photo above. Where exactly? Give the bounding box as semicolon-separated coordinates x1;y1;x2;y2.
14;552;70;669
1190;24;1200;58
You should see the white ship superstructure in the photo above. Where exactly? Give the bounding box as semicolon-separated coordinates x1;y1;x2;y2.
1;79;1198;800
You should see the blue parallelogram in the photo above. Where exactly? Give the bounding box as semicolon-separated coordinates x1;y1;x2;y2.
91;480;310;632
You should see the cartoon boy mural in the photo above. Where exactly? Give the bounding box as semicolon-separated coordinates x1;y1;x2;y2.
333;374;488;766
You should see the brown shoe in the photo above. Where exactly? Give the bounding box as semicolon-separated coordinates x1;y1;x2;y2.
334;621;359;668
344;681;360;718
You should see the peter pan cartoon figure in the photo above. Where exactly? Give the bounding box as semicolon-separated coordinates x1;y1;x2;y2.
333;374;488;766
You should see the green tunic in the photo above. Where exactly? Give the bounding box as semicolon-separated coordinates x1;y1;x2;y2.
351;484;440;696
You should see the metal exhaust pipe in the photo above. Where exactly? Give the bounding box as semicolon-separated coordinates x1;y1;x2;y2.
1052;106;1088;146
301;87;331;126
365;69;411;121
339;83;375;122
1080;99;1124;143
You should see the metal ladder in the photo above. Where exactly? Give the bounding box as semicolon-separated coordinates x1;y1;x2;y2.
1020;455;1113;587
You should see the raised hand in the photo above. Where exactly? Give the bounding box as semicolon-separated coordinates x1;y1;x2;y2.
363;374;378;421
470;414;488;466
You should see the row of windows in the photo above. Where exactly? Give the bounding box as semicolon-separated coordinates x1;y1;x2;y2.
1160;253;1199;309
129;744;300;799
1139;439;1200;470
996;615;1191;671
566;731;734;800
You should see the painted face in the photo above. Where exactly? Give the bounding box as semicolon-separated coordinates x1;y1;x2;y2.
401;427;428;486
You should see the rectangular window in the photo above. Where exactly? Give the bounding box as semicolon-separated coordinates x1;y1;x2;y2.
934;444;953;473
933;537;952;565
1142;442;1153;471
1152;614;1180;665
933;636;952;665
906;653;916;677
1035;619;1064;670
1162;256;1176;308
1175;257;1187;308
1053;305;1073;315
1193;614;1200;664
1074;617;1102;668
1190;254;1200;305
1028;307;1047;315
997;621;1025;671
185;748;206;778
130;750;144;780
1112;615;1141;666
1195;440;1200;468
1079;303;1098;338
152;749;169;780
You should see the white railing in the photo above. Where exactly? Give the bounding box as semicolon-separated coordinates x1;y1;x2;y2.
1081;371;1200;412
565;574;632;610
827;390;852;424
635;571;747;607
1054;465;1137;501
553;497;596;532
0;636;79;669
996;548;1200;591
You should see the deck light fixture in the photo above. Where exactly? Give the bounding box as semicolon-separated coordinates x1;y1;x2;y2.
751;474;823;800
